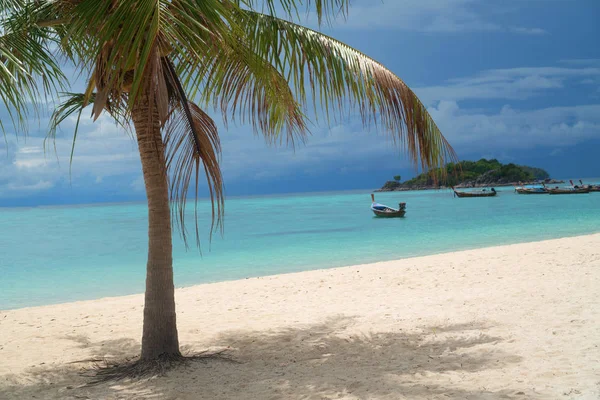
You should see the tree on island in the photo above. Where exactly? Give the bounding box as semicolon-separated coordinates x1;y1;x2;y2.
393;175;402;182
381;159;551;190
1;0;455;370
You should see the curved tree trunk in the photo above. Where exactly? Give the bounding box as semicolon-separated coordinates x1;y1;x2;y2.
132;95;181;361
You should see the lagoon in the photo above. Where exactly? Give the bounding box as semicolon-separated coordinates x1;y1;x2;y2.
2;183;599;309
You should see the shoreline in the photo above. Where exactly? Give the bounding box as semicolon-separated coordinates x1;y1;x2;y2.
4;231;600;312
375;180;568;192
2;233;599;399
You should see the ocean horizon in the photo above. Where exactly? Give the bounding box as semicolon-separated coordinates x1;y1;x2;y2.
2;181;600;310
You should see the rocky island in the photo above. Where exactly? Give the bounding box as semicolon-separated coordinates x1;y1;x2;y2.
376;159;563;192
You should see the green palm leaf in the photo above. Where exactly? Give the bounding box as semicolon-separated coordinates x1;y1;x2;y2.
61;0;239;114
0;0;65;134
175;34;308;147
163;99;223;247
238;0;349;25
235;10;457;171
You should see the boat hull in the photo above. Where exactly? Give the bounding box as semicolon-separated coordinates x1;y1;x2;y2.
548;188;590;195
371;209;406;218
454;191;497;198
515;188;548;194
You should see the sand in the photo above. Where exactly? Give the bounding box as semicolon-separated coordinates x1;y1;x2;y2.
1;234;599;400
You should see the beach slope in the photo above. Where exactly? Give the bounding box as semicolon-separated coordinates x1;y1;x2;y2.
1;234;599;399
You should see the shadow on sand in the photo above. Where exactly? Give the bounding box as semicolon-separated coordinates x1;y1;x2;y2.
0;316;529;399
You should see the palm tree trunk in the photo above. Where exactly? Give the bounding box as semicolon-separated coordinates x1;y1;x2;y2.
132;95;181;361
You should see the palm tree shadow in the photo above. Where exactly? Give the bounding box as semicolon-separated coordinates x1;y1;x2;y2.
0;315;531;399
199;315;525;399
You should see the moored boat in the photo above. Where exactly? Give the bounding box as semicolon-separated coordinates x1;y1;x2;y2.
578;180;600;192
452;187;497;198
547;187;590;195
515;186;548;194
370;194;406;217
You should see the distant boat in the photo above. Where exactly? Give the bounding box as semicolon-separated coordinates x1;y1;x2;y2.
578;180;600;192
515;186;548;195
370;194;406;217
452;187;497;198
547;187;590;195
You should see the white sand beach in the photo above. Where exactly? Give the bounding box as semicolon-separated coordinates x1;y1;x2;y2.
1;234;599;399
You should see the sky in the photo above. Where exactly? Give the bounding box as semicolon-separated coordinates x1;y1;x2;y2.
1;0;600;206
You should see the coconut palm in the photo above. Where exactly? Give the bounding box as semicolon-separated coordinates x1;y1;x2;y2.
1;0;456;364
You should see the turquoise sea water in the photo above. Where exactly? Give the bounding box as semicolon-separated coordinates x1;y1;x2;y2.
2;183;600;310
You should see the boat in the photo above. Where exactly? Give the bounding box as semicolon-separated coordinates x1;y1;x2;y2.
452;187;497;198
578;180;600;192
547;187;590;195
370;194;406;217
515;186;548;194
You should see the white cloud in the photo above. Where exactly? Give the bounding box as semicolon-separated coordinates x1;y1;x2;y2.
18;146;43;154
415;65;600;103
509;27;548;35
429;101;600;153
3;98;599;199
219;120;411;182
6;180;54;192
559;59;600;66
14;157;47;169
318;0;546;35
3;110;408;197
219;97;600;181
0;113;141;198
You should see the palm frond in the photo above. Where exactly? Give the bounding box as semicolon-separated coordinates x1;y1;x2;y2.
239;0;349;25
0;0;25;13
62;0;238;117
159;56;223;247
236;11;457;172
47;92;130;141
0;1;66;134
45;91;130;172
175;37;308;147
163;98;224;248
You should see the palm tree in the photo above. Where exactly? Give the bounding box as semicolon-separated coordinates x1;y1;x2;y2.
1;0;456;364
